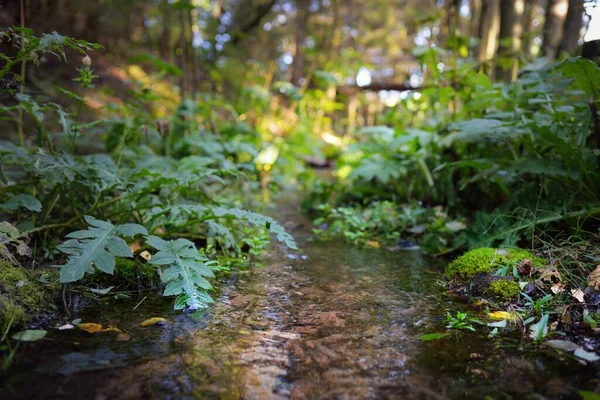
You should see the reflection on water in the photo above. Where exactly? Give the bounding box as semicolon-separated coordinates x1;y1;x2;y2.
2;202;599;399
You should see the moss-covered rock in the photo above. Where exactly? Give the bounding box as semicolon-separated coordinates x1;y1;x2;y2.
487;280;521;301
0;260;57;312
446;247;546;281
0;260;59;332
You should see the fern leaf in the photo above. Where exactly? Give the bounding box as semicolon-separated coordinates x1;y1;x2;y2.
146;236;215;310
56;216;147;283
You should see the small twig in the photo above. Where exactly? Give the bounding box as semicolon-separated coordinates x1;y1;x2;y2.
132;295;147;311
61;284;71;317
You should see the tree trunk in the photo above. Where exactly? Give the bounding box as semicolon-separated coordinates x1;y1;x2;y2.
470;0;482;38
161;2;172;63
188;3;200;96
521;0;536;58
542;0;568;58
291;0;310;86
558;0;585;55
478;0;500;74
496;0;524;82
178;9;187;99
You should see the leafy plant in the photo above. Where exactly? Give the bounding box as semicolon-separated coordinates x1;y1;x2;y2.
146;236;216;310
446;311;477;332
55;216;147;283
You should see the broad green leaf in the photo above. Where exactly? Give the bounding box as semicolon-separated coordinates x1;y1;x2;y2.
56;217;147;283
557;57;600;99
12;329;47;341
0;194;42;212
147;236;215;310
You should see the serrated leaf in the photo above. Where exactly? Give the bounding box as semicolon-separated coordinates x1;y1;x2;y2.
147;236;215;310
56;217;147;283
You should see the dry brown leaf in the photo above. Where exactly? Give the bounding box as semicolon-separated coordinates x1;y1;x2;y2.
539;268;562;283
588;265;600;290
517;259;533;276
140;317;167;327
78;323;103;333
550;283;565;294
128;240;142;254
571;288;585;303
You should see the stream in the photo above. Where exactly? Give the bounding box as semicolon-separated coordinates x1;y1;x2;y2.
1;198;599;399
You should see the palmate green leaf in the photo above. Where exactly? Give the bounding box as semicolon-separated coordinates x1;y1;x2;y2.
349;155;404;184
56;216;147;283
147;236;215;310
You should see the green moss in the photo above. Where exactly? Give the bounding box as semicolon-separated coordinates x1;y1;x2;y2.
0;260;56;313
487;280;521;301
446;247;546;280
0;296;27;333
84;258;157;289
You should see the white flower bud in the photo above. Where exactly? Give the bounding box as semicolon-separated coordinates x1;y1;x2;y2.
82;55;92;67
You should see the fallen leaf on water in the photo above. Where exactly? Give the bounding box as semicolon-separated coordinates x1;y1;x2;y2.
588;265;600;290
78;323;104;333
571;288;585;303
574;348;600;362
545;339;580;352
366;240;380;248
140;317;167;327
12;329;47;341
488;311;515;320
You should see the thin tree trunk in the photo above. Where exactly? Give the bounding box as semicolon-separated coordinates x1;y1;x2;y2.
178;9;187;99
188;3;200;96
521;0;536;58
496;0;524;82
470;0;482;38
542;0;568;58
478;0;500;75
558;0;585;55
291;0;309;86
161;2;172;63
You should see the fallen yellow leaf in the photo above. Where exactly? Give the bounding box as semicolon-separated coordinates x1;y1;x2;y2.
366;240;380;248
140;317;167;327
78;323;104;333
488;311;516;320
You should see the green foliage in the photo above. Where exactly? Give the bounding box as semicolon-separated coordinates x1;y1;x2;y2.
446;311;476;331
55;217;147;283
146;236;215;310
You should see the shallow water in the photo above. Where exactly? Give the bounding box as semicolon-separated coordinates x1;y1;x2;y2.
2;200;599;399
